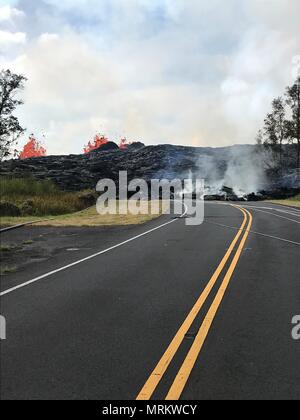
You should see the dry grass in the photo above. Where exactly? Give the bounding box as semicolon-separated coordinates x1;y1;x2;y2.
17;195;87;215
0;216;48;226
1;201;169;227
268;194;300;208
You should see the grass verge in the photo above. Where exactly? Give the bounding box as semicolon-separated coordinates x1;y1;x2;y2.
0;201;169;227
268;194;300;208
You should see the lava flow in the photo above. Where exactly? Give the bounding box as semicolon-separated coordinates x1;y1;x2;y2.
119;138;131;149
19;135;47;159
84;134;109;153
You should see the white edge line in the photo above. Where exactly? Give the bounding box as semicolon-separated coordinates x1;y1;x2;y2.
267;202;300;213
220;203;300;224
243;205;300;217
247;230;300;246
218;202;300;216
0;205;188;297
243;204;300;217
204;220;300;246
275;209;300;217
246;208;300;224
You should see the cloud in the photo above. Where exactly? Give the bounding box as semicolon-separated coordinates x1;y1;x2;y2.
10;32;121;153
2;0;300;154
0;5;24;22
0;30;26;47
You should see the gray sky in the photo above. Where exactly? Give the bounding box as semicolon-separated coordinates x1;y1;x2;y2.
0;0;299;155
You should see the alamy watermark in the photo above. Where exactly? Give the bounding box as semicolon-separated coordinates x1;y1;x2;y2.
96;171;205;226
291;315;300;340
0;315;6;340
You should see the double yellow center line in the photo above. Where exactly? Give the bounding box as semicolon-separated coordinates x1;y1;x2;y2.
137;205;253;400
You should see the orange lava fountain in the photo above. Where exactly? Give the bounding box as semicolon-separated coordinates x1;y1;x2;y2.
119;138;132;150
84;134;109;153
19;135;47;159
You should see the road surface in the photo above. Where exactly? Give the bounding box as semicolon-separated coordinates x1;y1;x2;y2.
1;202;300;400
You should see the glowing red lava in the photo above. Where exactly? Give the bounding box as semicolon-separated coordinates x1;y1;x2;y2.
19;135;47;159
84;134;109;153
119;138;131;149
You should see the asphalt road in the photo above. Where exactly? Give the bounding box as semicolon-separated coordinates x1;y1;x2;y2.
0;202;300;400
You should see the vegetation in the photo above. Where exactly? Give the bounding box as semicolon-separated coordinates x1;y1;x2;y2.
0;265;17;276
0;201;168;227
0;244;16;252
257;77;300;169
269;194;300;208
0;177;92;217
0;69;27;160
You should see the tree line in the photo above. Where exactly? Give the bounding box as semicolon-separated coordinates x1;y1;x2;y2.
256;77;300;169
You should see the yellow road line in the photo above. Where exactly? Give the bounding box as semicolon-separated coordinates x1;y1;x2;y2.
165;208;253;400
136;205;248;400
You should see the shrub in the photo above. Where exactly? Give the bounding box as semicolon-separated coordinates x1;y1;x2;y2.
0;201;21;217
19;200;35;216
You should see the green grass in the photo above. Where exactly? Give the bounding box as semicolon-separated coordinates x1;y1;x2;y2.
268;194;300;208
1;177;58;197
0;177;92;217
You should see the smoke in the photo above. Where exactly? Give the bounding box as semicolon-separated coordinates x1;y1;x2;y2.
195;145;300;196
222;148;266;195
279;170;300;189
194;146;273;196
